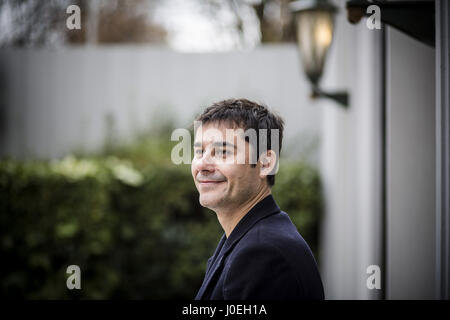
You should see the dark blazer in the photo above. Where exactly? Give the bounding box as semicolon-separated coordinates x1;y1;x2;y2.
195;195;324;300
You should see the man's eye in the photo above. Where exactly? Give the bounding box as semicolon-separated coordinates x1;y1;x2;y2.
194;149;203;155
216;149;230;157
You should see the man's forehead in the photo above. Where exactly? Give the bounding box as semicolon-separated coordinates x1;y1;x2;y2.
194;122;246;144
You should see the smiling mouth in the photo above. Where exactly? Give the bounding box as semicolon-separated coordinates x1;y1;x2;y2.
198;180;225;185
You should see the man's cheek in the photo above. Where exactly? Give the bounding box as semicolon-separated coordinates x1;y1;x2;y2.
191;159;199;175
221;157;235;165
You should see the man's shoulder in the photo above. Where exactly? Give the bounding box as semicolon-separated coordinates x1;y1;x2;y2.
233;210;312;259
221;210;324;300
249;210;307;245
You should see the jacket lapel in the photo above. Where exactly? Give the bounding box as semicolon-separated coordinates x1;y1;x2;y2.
195;234;227;299
195;195;280;300
205;233;226;275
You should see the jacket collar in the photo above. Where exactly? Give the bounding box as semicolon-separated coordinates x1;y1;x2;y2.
195;194;280;300
221;194;280;255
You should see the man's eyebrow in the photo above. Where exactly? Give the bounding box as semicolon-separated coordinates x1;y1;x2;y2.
212;142;236;149
194;142;202;148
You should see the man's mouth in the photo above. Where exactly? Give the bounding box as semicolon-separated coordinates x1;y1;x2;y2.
197;180;226;185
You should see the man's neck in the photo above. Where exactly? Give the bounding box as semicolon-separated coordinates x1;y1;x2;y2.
216;187;272;238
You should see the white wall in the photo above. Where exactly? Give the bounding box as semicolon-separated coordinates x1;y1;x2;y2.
386;28;436;299
320;4;384;299
320;2;436;300
0;45;321;161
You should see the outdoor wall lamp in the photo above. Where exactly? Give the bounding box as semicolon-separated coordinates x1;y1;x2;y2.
290;0;349;108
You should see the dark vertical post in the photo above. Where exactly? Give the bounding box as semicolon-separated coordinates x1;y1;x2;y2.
380;23;387;301
436;0;450;301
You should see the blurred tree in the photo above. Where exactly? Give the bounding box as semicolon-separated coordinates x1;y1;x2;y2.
0;0;167;47
0;0;294;48
96;0;166;44
0;0;70;46
198;0;295;46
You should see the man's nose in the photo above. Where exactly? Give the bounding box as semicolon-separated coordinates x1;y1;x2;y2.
195;150;216;171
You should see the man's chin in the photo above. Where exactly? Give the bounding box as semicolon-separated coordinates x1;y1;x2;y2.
199;195;222;210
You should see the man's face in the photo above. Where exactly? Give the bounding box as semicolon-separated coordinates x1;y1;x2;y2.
191;122;264;212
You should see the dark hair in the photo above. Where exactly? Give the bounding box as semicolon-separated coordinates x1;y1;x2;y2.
195;98;284;186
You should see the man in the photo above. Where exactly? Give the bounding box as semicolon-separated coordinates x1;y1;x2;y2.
192;98;324;300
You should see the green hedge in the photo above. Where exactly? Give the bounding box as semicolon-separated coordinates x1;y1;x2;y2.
0;139;322;299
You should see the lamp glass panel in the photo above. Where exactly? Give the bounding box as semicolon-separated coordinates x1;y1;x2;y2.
295;10;334;85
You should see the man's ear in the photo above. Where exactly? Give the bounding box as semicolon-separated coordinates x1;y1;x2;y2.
259;150;277;178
